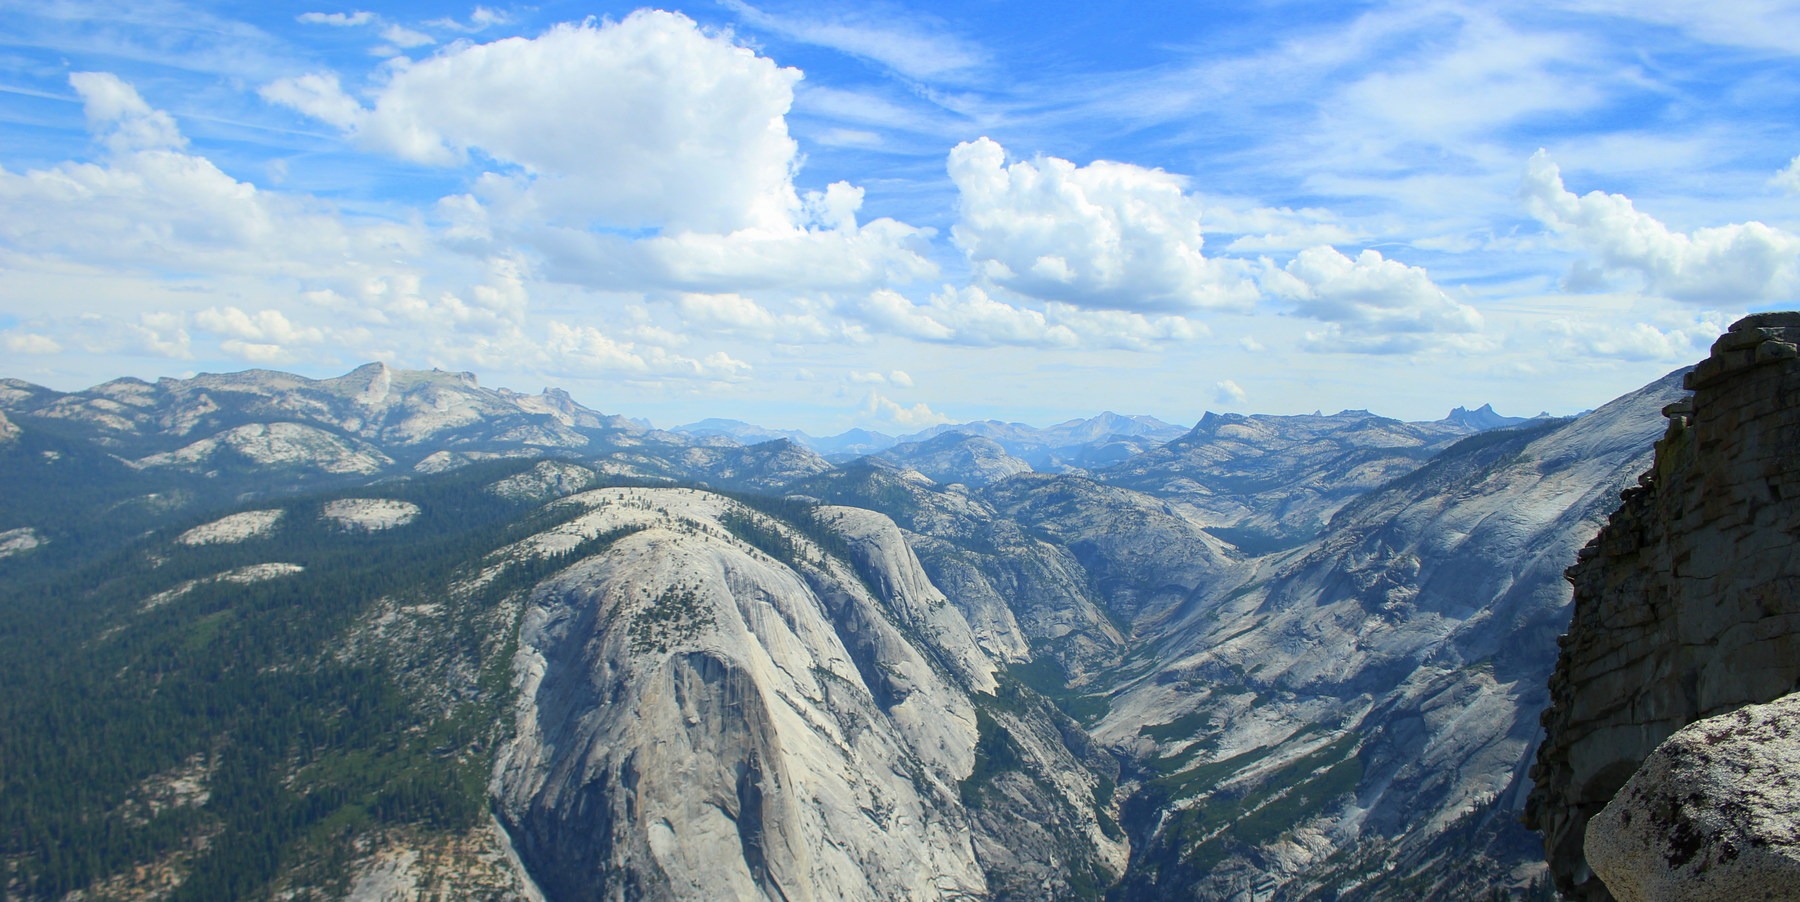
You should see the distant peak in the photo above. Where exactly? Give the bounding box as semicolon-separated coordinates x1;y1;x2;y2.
1439;403;1527;431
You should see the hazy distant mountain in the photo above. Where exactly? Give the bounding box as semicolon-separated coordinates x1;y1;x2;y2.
1438;403;1533;431
670;418;898;459
670;417;800;444
1097;408;1484;549
874;432;1035;487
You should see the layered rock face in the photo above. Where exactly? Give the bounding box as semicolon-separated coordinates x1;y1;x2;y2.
1527;312;1800;899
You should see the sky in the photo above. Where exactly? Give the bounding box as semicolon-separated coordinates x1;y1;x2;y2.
2;1;1799;435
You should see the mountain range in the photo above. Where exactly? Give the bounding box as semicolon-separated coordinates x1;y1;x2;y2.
0;361;1672;900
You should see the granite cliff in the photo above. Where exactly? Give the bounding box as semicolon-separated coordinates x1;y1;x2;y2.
1527;312;1800;900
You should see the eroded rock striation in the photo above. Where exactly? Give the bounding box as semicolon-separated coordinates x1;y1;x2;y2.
1527;312;1800;900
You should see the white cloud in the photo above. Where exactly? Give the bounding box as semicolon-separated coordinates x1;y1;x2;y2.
524;215;937;294
0;78;424;279
58;312;193;359
1337;18;1601;145
270;12;805;234
195;307;325;345
1552;0;1800;54
720;0;986;81
1210;203;1367;253
1214;379;1247;404
264;12;938;297
849;285;1197;350
379;24;435;49
1523;150;1800;304
1774;155;1800;195
220;339;296;364
427;7;512;33
4;333;62;354
814;128;883;149
947;138;1257;313
544;321;750;381
860;390;951;428
69;72;184;154
843;369;915;387
260;72;363;129
1261;246;1482;353
672;292;838;342
0;73;564;380
1543;309;1731;362
298;11;376;27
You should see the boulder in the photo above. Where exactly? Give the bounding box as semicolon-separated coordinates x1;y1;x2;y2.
1586;692;1800;901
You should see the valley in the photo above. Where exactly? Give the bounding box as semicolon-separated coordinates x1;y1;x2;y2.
0;361;1680;900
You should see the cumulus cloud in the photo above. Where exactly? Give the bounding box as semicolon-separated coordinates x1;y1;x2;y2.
672;292;840;342
1773;155;1800;196
0;77;423;279
947;137;1258;313
1523;150;1800;304
267;13;935;296
851;285;1197;350
69;72;184;155
1260;246;1483;352
845;369;914;386
268;11;805;234
544;321;750;381
1214;379;1247;404
378;24;436;50
522;216;935;294
860;390;951;428
196;307;326;345
261;73;363;130
1543;309;1731;362
0;73;562;379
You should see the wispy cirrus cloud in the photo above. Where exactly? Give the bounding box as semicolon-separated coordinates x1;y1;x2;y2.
720;0;987;82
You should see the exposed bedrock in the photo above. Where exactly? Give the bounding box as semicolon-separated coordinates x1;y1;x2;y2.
1584;692;1800;902
1527;312;1800;900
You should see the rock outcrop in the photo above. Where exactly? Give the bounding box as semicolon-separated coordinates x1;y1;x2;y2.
1528;312;1800;899
491;487;1124;900
1584;692;1800;902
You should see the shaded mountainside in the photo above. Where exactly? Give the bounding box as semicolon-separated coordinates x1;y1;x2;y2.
0;359;1683;900
1092;371;1683;900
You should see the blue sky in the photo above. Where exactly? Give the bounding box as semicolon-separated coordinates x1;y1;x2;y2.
3;1;1799;433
